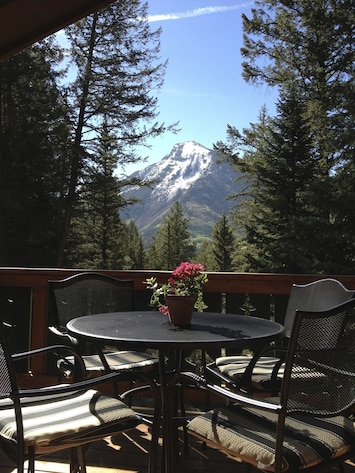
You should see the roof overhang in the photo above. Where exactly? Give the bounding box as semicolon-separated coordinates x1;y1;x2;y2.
0;0;116;62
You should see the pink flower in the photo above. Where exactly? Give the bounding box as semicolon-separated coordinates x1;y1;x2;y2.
159;305;169;316
145;261;208;314
172;262;205;280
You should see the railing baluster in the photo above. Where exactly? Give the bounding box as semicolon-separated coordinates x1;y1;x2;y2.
0;268;354;375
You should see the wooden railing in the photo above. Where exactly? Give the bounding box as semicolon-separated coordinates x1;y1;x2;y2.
1;267;355;374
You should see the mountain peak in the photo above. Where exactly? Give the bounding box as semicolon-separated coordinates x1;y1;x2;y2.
170;141;211;160
123;141;239;245
148;142;213;201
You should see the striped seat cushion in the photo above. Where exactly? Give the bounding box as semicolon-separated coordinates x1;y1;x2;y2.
68;350;159;372
0;389;139;454
187;406;355;472
216;356;285;391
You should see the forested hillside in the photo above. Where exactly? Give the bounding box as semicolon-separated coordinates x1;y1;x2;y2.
0;0;353;274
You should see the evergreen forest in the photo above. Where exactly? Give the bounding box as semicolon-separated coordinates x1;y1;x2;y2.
0;0;354;274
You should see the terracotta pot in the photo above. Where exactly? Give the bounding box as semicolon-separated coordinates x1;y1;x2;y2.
165;294;197;327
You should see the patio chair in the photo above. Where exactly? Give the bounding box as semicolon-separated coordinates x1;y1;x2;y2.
48;272;160;383
173;297;355;473
206;278;355;395
0;320;153;473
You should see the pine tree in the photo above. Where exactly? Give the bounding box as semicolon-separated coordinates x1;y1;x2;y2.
66;119;126;269
212;213;236;271
217;0;355;273
56;0;174;265
145;202;195;270
241;0;354;180
123;220;145;269
241;0;354;122
0;41;72;266
217;88;324;272
196;240;217;272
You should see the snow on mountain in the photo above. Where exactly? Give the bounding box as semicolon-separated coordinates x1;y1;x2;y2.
122;141;240;246
129;141;212;199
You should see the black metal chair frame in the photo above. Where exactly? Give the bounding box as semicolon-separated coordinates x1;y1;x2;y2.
205;278;355;395
48;272;160;385
169;297;355;473
47;272;163;468
0;321;160;473
48;272;135;360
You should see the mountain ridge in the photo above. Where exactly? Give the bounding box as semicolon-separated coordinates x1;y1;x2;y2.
122;141;240;245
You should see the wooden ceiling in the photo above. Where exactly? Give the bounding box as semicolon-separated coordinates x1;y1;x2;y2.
0;0;116;61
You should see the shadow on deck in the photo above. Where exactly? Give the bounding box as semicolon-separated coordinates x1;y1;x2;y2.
1;423;355;473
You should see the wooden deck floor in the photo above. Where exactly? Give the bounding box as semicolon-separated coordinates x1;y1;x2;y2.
1;422;355;473
2;380;355;473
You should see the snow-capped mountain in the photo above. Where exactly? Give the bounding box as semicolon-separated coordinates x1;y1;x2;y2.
122;141;240;245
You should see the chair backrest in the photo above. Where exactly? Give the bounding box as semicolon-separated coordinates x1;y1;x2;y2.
283;278;355;338
0;321;23;454
49;272;134;330
271;297;355;473
282;297;355;416
0;321;17;399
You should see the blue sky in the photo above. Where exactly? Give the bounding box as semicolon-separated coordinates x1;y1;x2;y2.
128;0;278;173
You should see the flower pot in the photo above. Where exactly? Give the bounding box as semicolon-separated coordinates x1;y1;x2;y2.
165;294;197;327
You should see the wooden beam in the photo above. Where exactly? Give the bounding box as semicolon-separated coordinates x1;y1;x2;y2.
0;0;117;61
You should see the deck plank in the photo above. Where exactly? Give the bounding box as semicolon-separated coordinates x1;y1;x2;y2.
0;423;355;473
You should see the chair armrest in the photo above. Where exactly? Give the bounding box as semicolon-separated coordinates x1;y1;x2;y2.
49;326;80;346
214;345;287;394
204;361;241;391
14;368;152;399
168;371;282;412
12;344;86;381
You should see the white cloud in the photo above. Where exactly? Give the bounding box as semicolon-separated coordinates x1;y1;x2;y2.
148;4;252;22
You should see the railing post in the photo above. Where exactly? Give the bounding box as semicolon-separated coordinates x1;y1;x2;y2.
29;284;49;373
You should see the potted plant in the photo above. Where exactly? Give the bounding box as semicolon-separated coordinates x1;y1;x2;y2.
145;262;208;326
